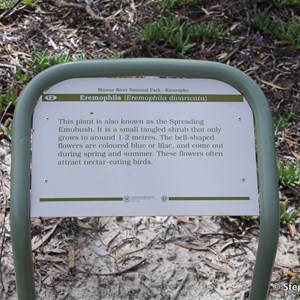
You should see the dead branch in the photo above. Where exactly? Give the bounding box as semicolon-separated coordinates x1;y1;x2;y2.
49;0;124;47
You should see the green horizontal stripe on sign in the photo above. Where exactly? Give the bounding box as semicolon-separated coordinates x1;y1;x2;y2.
169;197;250;201
40;197;123;202
42;94;243;102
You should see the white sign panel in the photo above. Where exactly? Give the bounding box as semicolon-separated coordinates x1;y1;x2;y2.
31;78;259;217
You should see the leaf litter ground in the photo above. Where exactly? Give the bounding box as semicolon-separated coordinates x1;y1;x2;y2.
0;0;300;299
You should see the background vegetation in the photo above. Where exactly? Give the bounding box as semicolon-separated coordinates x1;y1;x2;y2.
0;0;299;298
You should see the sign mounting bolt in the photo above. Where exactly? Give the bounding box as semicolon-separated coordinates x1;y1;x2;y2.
44;178;48;183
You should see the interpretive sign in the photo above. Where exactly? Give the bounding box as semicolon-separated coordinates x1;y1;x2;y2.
11;59;279;300
31;77;259;217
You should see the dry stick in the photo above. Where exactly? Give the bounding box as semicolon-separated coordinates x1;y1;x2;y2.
140;281;155;297
49;0;85;10
0;225;6;267
220;238;251;252
0;104;13;142
31;218;62;251
170;272;189;300
0;103;12;125
164;269;176;285
219;47;241;63
115;246;147;260
208;247;235;269
174;241;208;251
49;0;124;47
0;63;17;70
106;230;120;251
0;171;8;277
0;0;21;21
0;219;6;289
79;258;147;277
50;0;136;55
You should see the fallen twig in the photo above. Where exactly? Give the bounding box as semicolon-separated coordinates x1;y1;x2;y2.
287;222;296;239
164;269;176;285
49;0;124;47
220;239;251;252
32;218;62;251
114;246;148;260
0;0;21;21
261;79;289;90
208;247;234;269
79;258;147;277
170;272;189;300
203;258;228;273
106;230;120;251
174;241;208;251
0;170;9;278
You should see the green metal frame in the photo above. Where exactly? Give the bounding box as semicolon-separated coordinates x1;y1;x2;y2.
10;58;279;300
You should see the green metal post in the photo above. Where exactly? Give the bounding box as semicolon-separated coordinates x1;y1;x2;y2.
11;85;37;300
11;59;279;300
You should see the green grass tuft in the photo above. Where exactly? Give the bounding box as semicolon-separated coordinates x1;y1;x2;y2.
278;161;300;187
139;17;227;56
249;8;300;49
